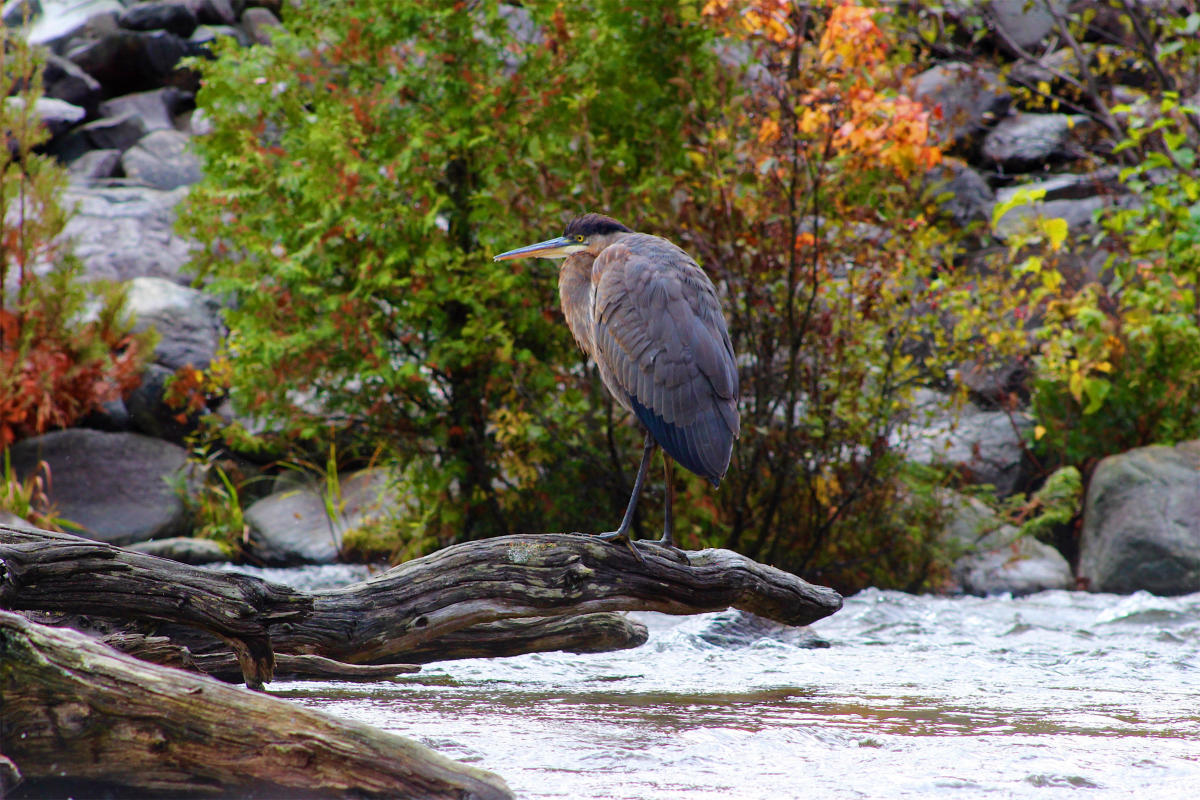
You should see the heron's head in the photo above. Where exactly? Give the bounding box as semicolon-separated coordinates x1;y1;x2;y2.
493;213;632;261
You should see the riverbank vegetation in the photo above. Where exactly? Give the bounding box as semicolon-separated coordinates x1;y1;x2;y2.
3;1;1198;595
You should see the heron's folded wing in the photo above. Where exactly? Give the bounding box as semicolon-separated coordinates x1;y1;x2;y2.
592;238;739;482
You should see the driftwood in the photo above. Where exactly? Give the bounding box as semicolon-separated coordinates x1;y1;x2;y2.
277;533;843;664
0;526;842;672
0;526;310;688
0;610;512;799
0;525;841;797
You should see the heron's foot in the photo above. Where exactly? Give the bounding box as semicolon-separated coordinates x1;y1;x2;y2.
595;529;646;564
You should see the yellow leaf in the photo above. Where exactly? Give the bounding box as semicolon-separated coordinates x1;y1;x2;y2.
1044;217;1068;251
1034;425;1046;441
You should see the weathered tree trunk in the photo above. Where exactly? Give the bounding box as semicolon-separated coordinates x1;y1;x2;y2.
0;526;309;687
1;526;842;671
275;533;843;664
0;610;513;799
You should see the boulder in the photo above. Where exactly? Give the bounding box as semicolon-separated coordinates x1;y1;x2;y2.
992;194;1139;241
245;468;402;565
927;157;995;226
188;0;237;26
124;276;224;370
128;536;229;564
24;0;123;50
67;148;122;181
121;128;203;189
60;184;195;283
910;61;1011;148
125;363;202;443
692;610;830;649
7;429;193;545
1078;441;1200;595
4;95;85;138
118;1;198;38
2;0;42;27
98;87;191;132
942;492;1074;596
982;113;1089;172
988;0;1062;51
66;28;197;95
240;6;280;45
42;52;103;112
898;392;1032;496
72;111;149;152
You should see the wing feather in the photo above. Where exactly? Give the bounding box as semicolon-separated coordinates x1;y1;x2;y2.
591;234;740;483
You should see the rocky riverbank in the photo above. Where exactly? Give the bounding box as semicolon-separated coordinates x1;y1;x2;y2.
4;0;1198;595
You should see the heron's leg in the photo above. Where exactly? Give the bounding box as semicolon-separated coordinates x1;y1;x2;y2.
655;454;675;547
598;432;655;560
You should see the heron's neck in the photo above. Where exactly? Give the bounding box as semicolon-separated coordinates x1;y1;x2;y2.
559;253;596;358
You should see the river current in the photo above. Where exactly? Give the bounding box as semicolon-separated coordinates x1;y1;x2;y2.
232;565;1200;799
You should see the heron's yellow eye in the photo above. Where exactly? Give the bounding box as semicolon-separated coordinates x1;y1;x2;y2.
574;234;585;243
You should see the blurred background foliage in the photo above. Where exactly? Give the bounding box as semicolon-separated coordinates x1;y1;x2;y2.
172;0;1199;592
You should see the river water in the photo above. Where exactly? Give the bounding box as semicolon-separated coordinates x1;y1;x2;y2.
235;566;1200;799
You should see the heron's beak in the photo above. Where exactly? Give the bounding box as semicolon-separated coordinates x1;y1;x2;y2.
492;236;585;261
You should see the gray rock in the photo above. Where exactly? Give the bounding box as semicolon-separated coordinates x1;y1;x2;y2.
245;468;402;565
121;128;203;189
61;184;195;283
188;0;236;26
119;1;198;37
942;492;1074;596
2;0;41;27
8;429;193;545
983;113;1089;171
910;61;1011;147
189;22;251;50
927;157;995;225
0;510;38;531
124;275;224;370
994;169;1124;204
78;111;149;151
898;392;1031;496
240;6;280;45
988;0;1062;50
992;194;1139;241
125;363;201;443
99;87;190;132
4;95;85;138
66;29;195;95
128;536;229;564
693;609;830;649
67;148;122;181
43;53;102;111
25;0;123;50
1078;441;1200;596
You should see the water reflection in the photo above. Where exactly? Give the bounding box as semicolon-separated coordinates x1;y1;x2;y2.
239;569;1200;800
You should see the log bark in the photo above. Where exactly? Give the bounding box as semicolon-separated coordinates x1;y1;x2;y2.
1;527;841;672
0;610;512;800
397;612;651;664
274;533;843;664
0;526;309;687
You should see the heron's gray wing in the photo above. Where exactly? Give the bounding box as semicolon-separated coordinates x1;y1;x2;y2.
592;236;739;484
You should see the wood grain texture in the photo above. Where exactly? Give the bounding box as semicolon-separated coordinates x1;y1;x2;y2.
0;526;310;687
0;610;513;800
273;533;842;664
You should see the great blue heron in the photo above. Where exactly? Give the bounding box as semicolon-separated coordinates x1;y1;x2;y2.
494;213;739;555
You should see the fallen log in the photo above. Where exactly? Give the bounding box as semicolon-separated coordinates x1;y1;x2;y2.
2;527;841;670
0;610;513;799
274;533;843;664
0;526;309;687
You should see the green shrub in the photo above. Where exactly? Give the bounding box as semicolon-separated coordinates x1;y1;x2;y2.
182;0;715;543
0;30;152;450
1030;98;1200;473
